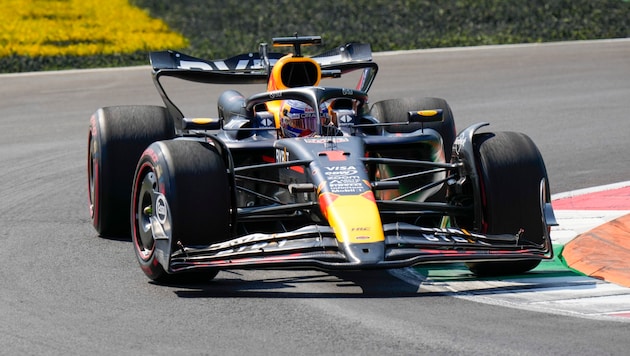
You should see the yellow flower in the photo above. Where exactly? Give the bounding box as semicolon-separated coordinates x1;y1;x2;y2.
0;0;188;57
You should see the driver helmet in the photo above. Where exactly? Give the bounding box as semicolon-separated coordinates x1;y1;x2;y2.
280;100;330;138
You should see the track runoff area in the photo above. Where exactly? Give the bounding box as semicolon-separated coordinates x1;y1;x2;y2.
390;181;630;321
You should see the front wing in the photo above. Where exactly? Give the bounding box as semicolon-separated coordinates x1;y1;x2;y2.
168;223;553;273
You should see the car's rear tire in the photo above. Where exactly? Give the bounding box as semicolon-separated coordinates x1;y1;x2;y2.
88;106;174;237
369;97;456;159
369;97;456;205
465;131;550;276
131;139;231;282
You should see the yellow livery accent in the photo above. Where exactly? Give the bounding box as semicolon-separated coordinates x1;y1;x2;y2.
324;194;384;244
265;100;283;128
417;110;439;117
191;118;214;124
264;54;322;127
267;54;322;91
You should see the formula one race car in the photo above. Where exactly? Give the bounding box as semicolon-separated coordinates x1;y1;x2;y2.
88;35;557;282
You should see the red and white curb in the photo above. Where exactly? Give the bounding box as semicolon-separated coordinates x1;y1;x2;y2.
390;181;630;321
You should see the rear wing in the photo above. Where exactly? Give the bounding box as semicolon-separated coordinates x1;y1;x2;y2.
150;50;281;85
150;41;378;121
150;42;377;87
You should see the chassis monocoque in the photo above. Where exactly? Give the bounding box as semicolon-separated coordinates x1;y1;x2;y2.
88;35;557;282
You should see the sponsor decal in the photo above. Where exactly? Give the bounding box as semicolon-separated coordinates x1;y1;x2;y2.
145;148;159;164
410;227;485;244
179;60;212;71
269;91;282;99
325;166;358;175
338;114;353;124
259;117;274;127
275;148;289;162
155;194;168;224
90;115;97;136
324;166;366;194
235;59;251;70
453;136;466;155
303;137;349;144
214;233;282;251
421;233;470;243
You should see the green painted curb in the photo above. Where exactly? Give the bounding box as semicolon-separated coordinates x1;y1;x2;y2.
413;245;584;282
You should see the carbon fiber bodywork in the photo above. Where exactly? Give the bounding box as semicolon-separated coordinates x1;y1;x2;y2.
152;128;555;274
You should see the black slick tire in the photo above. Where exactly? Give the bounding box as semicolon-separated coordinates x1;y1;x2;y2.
369;97;456;159
466;131;550;276
131;139;231;282
88;106;174;237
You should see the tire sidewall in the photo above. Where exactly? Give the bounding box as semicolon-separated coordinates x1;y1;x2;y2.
88;112;103;232
131;149;169;280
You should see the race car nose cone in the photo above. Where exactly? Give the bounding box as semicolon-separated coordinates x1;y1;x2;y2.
344;242;385;265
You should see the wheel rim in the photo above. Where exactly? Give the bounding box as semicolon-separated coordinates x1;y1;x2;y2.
134;169;159;260
87;131;97;219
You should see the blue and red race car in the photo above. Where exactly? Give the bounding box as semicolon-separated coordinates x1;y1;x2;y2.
88;35;557;282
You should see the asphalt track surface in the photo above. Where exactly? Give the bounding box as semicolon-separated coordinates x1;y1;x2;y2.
1;39;629;355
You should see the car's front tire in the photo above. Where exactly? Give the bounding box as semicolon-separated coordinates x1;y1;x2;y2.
131;139;231;282
465;131;550;276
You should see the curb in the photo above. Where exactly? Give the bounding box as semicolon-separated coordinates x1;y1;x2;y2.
562;214;630;288
553;182;630;288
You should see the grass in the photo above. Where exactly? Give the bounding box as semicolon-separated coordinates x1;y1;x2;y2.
1;0;629;73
